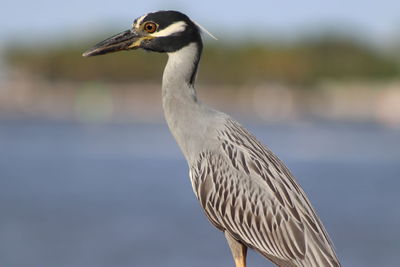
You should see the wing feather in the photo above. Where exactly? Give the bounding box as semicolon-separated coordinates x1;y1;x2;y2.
189;119;340;267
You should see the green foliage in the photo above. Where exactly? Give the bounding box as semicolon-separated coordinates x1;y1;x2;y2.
7;43;166;82
5;36;400;86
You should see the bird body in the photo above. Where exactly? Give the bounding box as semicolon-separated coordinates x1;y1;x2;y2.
83;10;341;267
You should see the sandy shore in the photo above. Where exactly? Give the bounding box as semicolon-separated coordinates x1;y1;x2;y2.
1;71;400;127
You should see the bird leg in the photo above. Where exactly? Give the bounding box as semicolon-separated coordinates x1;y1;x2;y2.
225;231;247;267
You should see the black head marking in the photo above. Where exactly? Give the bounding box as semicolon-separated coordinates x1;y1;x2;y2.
142;10;193;31
132;10;204;85
135;10;203;53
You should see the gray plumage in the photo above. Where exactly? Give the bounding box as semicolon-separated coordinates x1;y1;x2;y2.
83;10;341;267
164;43;340;267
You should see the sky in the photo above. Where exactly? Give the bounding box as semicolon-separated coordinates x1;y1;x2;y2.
1;0;400;45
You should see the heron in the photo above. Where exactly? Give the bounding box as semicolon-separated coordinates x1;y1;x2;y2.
83;10;341;267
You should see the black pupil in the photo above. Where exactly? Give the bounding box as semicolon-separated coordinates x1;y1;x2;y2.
147;24;153;30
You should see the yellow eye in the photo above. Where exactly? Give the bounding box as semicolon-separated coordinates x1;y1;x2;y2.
143;22;157;33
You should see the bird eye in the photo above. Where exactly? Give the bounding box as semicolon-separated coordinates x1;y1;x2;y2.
143;22;157;33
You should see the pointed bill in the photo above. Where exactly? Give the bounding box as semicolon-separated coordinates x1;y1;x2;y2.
82;29;145;57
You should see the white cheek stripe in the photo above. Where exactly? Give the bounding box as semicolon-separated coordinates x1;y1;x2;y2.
151;21;187;37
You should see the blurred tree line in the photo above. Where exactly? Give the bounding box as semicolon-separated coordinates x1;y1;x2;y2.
6;35;400;87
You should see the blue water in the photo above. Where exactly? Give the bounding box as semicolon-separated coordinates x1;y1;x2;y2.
0;119;399;267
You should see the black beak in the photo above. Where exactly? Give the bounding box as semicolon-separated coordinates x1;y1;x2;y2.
82;29;143;57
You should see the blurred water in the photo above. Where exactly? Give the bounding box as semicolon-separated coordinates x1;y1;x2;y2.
0;119;399;267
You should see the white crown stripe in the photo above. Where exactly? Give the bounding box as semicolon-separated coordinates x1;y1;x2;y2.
135;14;147;29
151;21;188;37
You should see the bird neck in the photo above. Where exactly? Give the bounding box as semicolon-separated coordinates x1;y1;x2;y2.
161;41;205;161
162;42;202;102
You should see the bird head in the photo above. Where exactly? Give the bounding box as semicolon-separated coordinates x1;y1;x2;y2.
83;10;205;57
